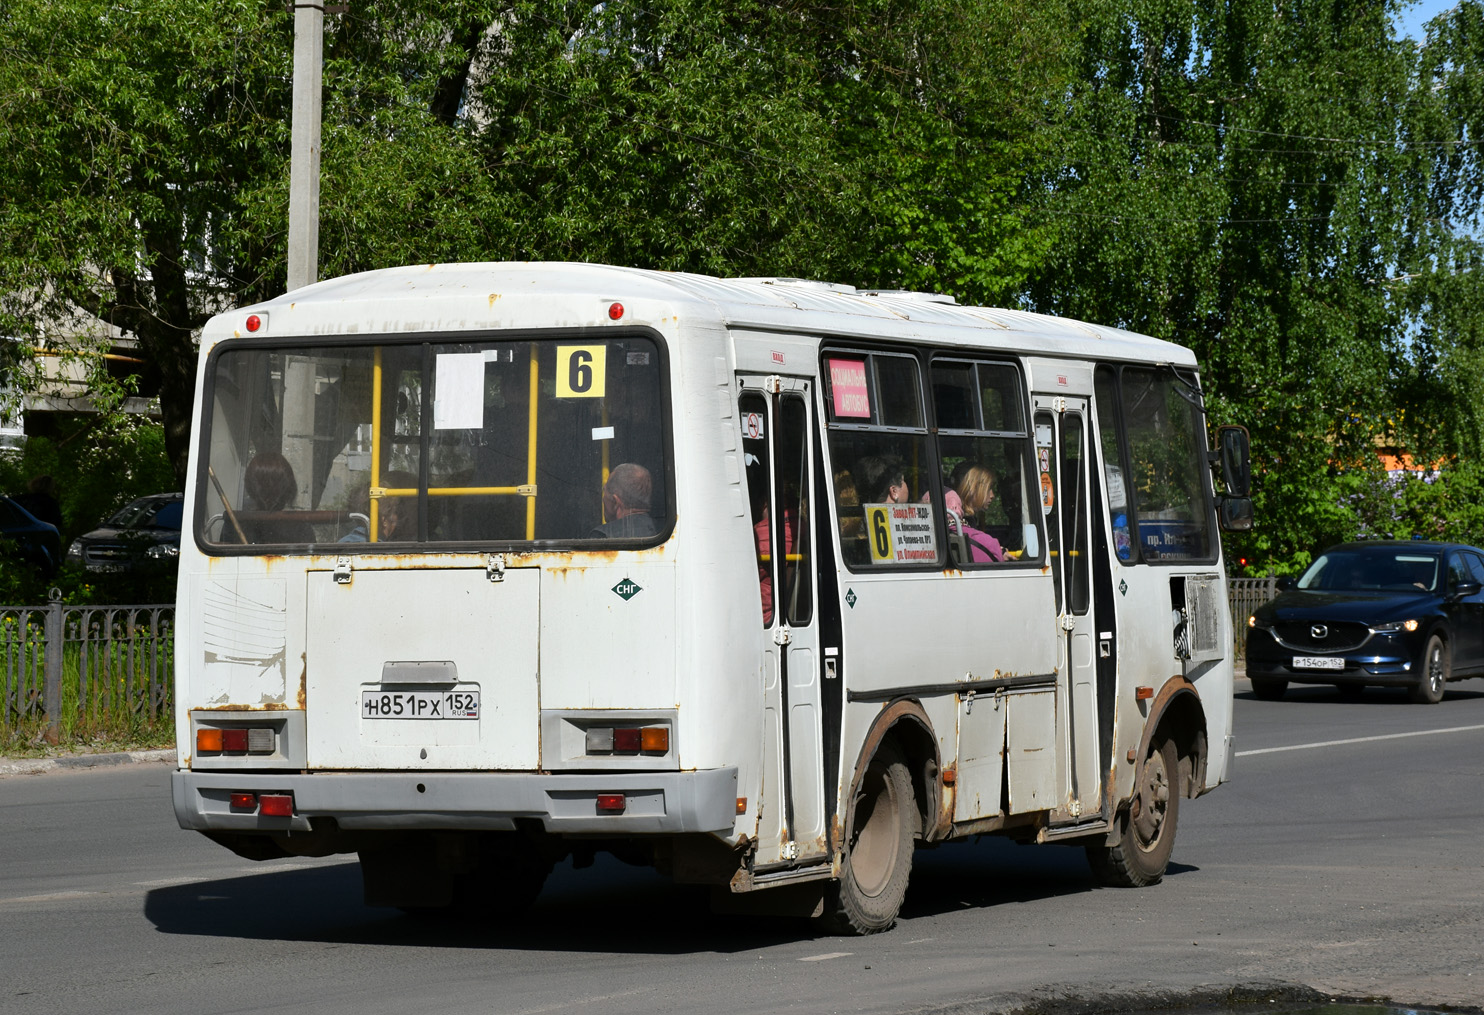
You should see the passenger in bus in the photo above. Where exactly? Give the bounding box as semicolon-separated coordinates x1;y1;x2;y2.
853;455;908;504
590;463;656;538
947;463;1006;563
754;503;797;625
339;470;416;542
241;452;315;544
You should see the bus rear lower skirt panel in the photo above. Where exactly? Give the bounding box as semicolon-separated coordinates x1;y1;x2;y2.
172;768;738;837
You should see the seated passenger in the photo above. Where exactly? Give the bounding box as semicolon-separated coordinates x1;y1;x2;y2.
339;470;416;542
590;463;657;539
947;463;1005;563
241;452;315;544
853;455;908;505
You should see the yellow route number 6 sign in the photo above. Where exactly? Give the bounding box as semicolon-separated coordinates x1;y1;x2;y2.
556;345;607;398
867;505;893;563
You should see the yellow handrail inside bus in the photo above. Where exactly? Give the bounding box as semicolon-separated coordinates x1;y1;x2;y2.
526;344;539;540
370;346;383;542
360;343;608;542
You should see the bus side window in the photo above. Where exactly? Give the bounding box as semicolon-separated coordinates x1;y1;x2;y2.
822;352;939;569
931;358;1037;566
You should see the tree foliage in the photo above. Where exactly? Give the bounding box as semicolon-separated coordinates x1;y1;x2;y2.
3;0;1484;571
1026;0;1484;571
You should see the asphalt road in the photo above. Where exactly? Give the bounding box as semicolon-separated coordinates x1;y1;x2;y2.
3;678;1483;1015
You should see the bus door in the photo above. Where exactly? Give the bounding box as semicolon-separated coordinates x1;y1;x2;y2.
739;375;828;866
1034;397;1103;820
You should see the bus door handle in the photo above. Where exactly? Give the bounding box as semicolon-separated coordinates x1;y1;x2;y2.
773;625;792;646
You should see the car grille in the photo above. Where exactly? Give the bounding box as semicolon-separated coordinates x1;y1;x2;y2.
1272;620;1371;652
82;543;132;569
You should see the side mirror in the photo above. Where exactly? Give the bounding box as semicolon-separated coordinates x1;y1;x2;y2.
1217;425;1251;497
1276;576;1297;591
1452;580;1482;598
1218;495;1253;532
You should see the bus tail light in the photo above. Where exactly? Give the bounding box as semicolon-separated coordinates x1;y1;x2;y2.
596;793;626;813
584;725;669;755
197;726;277;755
259;794;294;817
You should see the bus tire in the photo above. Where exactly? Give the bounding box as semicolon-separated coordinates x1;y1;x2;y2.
824;742;915;935
1085;737;1179;888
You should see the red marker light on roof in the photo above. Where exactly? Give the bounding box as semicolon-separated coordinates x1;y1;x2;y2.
608;302;624;320
245;314;263;332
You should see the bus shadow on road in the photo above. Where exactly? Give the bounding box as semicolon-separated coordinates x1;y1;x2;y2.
143;836;1186;952
902;835;1198;919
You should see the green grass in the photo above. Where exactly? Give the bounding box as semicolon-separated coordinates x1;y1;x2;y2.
1;627;175;758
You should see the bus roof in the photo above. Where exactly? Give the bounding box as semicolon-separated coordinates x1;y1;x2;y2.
216;262;1197;368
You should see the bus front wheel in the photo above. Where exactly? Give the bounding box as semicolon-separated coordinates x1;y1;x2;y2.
824;742;915;935
1086;737;1179;888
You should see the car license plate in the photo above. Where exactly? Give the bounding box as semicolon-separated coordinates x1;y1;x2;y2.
361;689;480;720
1291;655;1344;671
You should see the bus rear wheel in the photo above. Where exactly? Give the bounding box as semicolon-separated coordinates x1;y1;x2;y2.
823;742;915;935
1086;737;1179;888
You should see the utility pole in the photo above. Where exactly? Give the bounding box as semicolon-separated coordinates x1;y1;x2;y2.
286;1;325;292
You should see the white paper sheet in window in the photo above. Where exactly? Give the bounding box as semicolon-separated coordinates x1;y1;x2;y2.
434;353;485;430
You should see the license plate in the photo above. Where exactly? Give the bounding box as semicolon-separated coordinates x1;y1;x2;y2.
1291;655;1344;671
361;689;480;720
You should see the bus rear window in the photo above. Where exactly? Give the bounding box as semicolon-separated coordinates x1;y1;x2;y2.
198;335;669;550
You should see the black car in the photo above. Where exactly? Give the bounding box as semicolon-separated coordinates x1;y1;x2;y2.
0;495;62;576
66;493;183;572
1246;540;1484;704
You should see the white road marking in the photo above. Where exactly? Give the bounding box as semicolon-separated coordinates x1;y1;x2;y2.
799;951;853;962
1237;722;1484;757
504;989;650;1013
1;890;102;904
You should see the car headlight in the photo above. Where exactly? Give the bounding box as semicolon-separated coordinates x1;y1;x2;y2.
66;539;83;560
1372;619;1419;633
146;543;179;559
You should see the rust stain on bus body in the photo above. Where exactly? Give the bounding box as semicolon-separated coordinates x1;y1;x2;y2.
193;702;291;711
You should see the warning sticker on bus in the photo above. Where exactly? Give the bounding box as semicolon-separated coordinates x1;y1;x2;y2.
864;503;938;564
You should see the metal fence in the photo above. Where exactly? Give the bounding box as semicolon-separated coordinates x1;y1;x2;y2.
1228;577;1279;661
1;590;174;742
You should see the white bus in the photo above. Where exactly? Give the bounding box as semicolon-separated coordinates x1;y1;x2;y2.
171;263;1251;932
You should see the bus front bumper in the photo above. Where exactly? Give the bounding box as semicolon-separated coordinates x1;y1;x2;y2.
172;767;739;837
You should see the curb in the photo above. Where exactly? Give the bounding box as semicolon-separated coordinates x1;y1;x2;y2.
0;748;177;778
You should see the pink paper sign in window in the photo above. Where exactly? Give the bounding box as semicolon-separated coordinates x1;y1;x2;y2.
828;358;871;419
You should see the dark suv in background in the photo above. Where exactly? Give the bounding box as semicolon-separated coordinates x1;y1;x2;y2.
1246;540;1484;704
66;493;183;572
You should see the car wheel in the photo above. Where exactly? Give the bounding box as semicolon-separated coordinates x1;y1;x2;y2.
822;742;915;935
1410;633;1448;704
1250;677;1288;700
1086;737;1180;887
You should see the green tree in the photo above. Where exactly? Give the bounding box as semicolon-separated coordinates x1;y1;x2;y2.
1024;0;1484;572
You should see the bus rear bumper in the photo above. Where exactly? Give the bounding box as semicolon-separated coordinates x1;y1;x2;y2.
172;767;739;837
